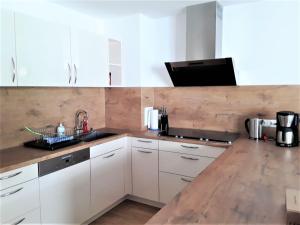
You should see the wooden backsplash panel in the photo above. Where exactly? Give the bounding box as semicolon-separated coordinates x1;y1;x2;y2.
0;88;105;149
154;86;300;133
105;88;142;130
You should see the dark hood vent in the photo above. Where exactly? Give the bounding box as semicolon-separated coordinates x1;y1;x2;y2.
165;58;236;87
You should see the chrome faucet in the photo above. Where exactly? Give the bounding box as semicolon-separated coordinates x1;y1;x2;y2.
74;110;88;134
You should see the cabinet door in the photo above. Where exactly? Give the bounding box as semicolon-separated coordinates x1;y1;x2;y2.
15;13;71;87
0;9;17;86
132;147;158;201
39;160;90;224
71;28;108;87
3;208;41;225
91;148;125;216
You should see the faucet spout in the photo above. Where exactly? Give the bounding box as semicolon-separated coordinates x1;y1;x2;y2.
74;110;88;135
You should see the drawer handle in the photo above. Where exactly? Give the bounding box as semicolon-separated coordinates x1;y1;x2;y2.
137;140;152;143
0;171;22;180
13;218;25;225
103;153;115;158
1;187;23;198
180;155;199;161
137;150;152;154
181;177;192;183
181;145;199;149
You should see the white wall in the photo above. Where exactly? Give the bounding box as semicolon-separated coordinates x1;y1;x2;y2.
1;0;104;33
222;0;299;85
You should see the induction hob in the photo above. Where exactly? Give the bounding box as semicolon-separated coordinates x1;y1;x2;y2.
160;127;240;144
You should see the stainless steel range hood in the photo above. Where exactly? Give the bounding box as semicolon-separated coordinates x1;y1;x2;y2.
165;58;236;87
164;1;237;87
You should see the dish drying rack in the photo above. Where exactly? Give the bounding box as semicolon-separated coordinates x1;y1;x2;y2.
24;126;76;144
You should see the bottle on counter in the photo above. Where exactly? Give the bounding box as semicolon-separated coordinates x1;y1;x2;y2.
57;123;65;136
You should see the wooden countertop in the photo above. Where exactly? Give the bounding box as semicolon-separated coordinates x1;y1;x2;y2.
0;128;230;173
146;137;300;224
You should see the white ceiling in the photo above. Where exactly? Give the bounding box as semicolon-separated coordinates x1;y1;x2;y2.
49;0;263;18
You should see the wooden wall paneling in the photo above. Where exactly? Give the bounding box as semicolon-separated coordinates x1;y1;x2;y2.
0;88;105;150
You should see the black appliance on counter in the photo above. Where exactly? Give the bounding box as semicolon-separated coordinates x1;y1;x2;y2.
276;111;299;147
159;127;239;144
165;58;236;87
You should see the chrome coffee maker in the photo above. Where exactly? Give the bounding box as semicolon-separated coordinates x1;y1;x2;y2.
276;111;299;147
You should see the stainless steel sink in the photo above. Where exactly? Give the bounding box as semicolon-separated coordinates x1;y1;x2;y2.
79;131;117;142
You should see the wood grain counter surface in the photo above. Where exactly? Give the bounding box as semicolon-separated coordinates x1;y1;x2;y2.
146;137;300;224
0;128;231;173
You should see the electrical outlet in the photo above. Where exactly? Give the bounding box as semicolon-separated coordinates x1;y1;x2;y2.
262;119;277;128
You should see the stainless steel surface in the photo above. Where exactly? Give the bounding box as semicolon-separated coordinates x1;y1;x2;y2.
103;153;115;158
68;63;72;84
137;150;153;154
137;140;152;143
278;114;295;127
180;155;199;160
11;57;16;83
181;178;192;183
13;218;26;225
1;187;23;198
277;130;294;145
246;118;263;139
74;110;88;134
180;145;199;149
0;171;22;180
74;64;77;84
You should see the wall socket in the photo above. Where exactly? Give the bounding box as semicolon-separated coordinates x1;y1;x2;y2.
262;119;277;128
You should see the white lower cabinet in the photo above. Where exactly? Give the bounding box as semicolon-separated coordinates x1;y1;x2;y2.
39;160;90;224
3;208;41;225
0;178;40;224
159;172;193;204
132;147;159;201
91;148;125;216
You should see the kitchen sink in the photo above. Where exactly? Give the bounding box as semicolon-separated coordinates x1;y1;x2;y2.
79;131;117;142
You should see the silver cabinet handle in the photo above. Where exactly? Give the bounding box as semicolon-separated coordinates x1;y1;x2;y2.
67;63;72;84
0;171;22;180
137;150;152;154
73;64;77;84
11;57;16;83
181;145;199;149
180;155;199;161
13;218;25;225
1;187;23;198
137;140;152;143
103;153;115;158
181;177;192;183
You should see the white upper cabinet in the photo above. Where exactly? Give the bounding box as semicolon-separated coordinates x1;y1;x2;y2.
15;13;71;87
70;28;109;87
0;9;17;86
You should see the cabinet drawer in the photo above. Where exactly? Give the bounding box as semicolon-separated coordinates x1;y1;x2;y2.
0;164;38;191
132;147;158;201
159;140;225;158
159;172;194;204
3;208;41;225
159;151;214;177
90;137;126;158
0;179;40;223
131;138;158;150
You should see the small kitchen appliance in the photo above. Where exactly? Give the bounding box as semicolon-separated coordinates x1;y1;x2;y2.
245;118;264;140
276;111;299;147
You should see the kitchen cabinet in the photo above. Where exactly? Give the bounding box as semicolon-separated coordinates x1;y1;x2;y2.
39;160;90;224
15;13;71;87
109;39;122;86
4;208;41;225
0;9;17;86
91;148;125;215
70;28;109;87
132;147;159;201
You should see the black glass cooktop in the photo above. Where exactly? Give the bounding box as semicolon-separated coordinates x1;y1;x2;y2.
160;127;239;143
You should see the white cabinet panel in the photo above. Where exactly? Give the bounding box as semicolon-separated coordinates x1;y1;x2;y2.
15;13;71;87
0;164;38;191
159;172;193;204
159;151;214;178
159;140;225;158
71;28;108;87
91;148;125;215
131;138;158;150
0;179;40;223
3;208;41;225
132;147;158;201
0;9;17;86
39;160;90;224
90;137;125;158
